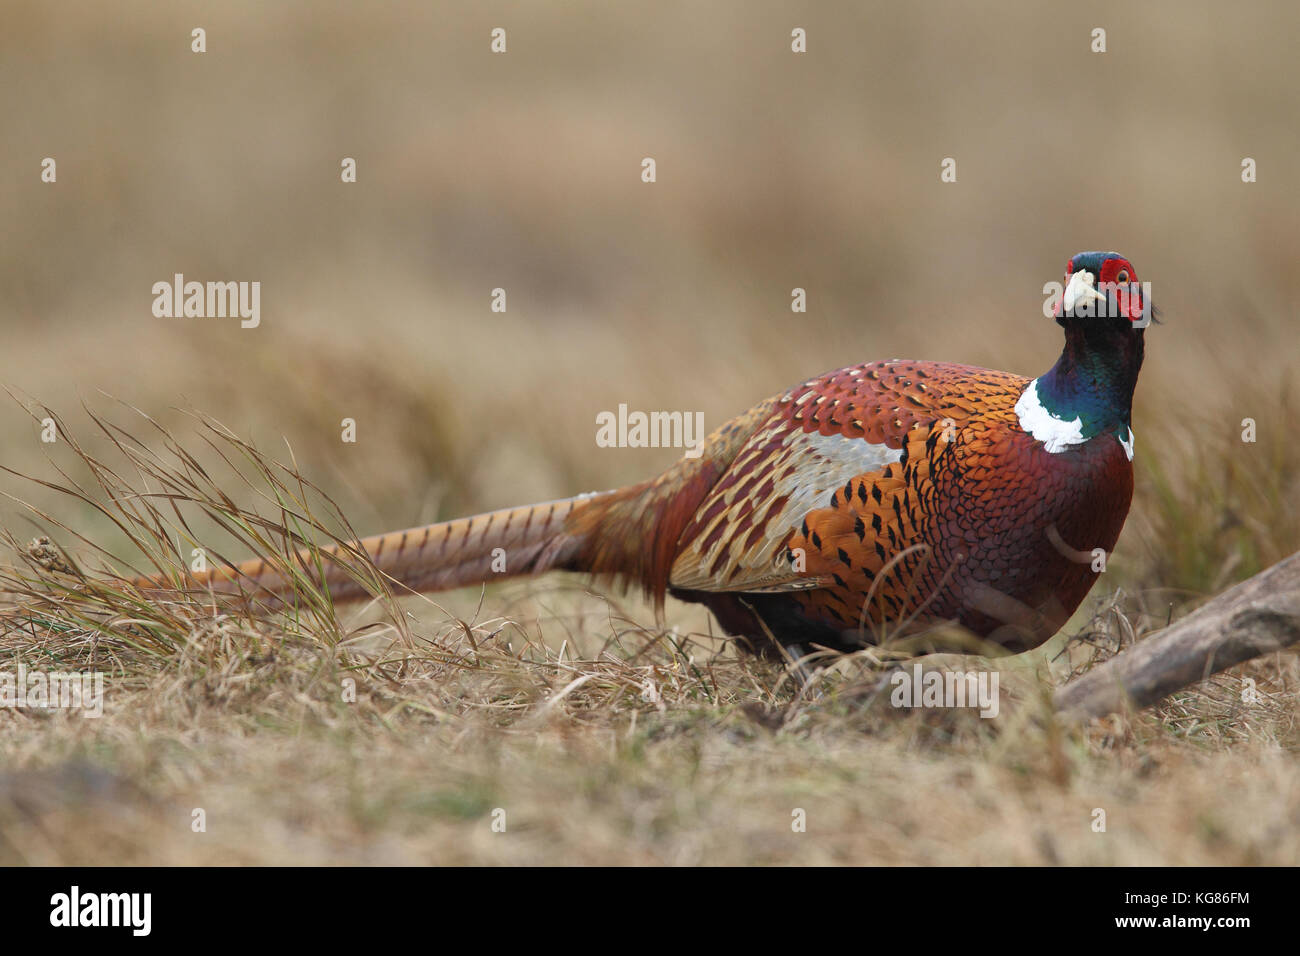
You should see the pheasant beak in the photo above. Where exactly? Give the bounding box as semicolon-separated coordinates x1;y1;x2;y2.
1062;269;1107;316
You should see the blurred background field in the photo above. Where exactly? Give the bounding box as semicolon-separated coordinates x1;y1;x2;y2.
0;0;1297;864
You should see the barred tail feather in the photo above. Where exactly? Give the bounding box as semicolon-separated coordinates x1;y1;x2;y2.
137;487;646;608
131;402;767;609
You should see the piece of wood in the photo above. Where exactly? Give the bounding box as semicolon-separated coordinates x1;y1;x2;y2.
1054;551;1300;722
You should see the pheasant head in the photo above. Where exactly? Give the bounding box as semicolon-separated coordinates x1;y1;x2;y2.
1055;250;1151;329
1018;251;1149;458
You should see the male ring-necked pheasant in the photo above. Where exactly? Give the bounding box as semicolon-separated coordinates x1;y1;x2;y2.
165;252;1149;656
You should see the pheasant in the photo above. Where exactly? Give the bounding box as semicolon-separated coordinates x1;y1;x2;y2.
157;251;1149;657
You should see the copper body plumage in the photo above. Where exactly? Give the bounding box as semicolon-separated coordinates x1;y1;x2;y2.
663;360;1135;653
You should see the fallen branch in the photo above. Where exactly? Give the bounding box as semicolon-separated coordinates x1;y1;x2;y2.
1054;551;1300;722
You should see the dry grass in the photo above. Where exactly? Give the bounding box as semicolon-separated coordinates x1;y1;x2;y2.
1;406;1297;865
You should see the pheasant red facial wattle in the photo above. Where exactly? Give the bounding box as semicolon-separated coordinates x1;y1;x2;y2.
160;251;1148;657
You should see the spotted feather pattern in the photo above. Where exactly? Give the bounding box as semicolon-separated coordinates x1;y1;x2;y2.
665;359;1134;648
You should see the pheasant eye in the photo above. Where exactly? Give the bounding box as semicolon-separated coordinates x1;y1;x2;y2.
1116;269;1130;284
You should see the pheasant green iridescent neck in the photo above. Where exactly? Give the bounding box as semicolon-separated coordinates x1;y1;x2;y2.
1034;324;1144;440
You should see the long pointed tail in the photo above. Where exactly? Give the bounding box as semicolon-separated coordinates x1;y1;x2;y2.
138;486;649;608
129;397;773;610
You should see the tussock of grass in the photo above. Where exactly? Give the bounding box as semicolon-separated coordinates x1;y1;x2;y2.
0;402;848;741
1134;384;1300;597
0;402;1296;865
